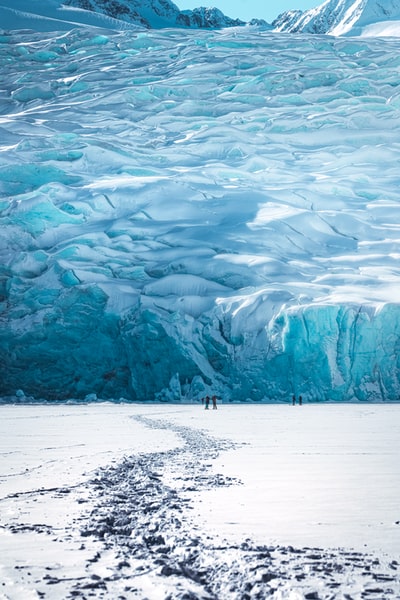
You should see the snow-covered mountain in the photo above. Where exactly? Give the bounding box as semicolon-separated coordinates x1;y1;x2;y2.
0;0;244;31
273;0;400;36
2;26;400;403
1;0;399;35
64;0;244;28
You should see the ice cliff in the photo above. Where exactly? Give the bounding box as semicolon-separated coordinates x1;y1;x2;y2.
1;27;400;403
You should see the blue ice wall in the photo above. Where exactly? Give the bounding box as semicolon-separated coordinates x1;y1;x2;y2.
2;291;400;402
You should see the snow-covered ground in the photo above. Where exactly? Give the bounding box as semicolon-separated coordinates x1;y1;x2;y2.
1;402;399;599
359;20;400;36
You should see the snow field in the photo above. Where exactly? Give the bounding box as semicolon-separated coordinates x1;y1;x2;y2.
0;403;399;598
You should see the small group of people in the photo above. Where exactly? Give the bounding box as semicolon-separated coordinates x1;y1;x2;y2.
292;394;302;405
202;395;217;409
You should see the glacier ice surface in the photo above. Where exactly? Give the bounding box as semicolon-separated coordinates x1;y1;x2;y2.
1;27;400;402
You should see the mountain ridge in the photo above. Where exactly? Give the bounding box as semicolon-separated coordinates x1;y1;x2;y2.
273;0;400;36
0;0;247;31
1;0;400;35
64;0;245;29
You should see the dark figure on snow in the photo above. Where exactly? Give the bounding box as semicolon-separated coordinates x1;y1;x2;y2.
292;395;296;405
212;395;217;409
205;396;210;409
299;395;303;405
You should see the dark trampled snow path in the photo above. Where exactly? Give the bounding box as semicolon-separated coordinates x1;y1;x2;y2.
5;414;396;600
1;407;400;599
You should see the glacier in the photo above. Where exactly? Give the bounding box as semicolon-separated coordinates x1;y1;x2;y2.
1;27;400;403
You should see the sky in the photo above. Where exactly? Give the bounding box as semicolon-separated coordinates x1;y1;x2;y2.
177;0;320;23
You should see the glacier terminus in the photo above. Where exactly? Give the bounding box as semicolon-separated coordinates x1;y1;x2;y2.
1;26;400;403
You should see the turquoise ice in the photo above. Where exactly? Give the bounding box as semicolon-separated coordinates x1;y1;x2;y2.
1;28;400;402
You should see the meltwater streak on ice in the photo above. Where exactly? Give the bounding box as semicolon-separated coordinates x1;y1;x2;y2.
1;28;400;402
